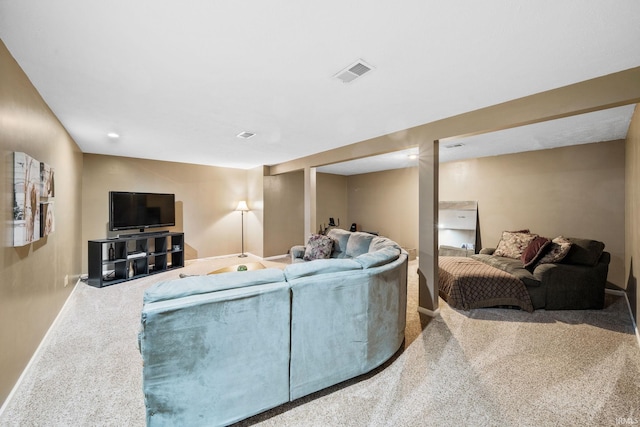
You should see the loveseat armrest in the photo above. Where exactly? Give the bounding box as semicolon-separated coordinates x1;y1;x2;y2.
479;247;495;255
533;254;609;309
291;245;306;263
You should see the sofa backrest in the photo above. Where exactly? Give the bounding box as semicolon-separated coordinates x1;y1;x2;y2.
287;248;407;399
140;278;291;426
284;258;362;280
143;268;286;304
561;237;606;266
326;228;351;258
326;228;402;259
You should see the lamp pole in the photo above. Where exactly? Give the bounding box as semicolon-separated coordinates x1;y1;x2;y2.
239;209;247;257
236;201;249;257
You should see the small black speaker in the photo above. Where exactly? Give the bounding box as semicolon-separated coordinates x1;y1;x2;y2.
350;223;357;232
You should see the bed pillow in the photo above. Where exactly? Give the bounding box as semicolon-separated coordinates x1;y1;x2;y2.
303;234;333;261
536;236;572;265
494;230;538;259
521;236;551;269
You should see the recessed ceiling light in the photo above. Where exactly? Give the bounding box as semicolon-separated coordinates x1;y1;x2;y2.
237;131;256;139
408;154;418;160
107;132;120;139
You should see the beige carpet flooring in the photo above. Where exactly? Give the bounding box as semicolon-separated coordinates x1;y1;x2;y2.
1;255;639;426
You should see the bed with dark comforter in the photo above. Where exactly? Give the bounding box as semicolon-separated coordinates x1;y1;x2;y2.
439;256;533;312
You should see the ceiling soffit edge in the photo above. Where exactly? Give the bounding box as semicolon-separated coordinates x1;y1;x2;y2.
269;66;640;176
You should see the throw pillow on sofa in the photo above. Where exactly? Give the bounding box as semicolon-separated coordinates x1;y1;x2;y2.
303;234;333;261
494;230;538;259
561;237;605;266
521;236;551;268
536;236;572;265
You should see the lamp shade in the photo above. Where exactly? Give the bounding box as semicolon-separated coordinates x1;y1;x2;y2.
235;201;249;212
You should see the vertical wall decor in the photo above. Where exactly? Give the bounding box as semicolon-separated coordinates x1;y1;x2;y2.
39;161;55;238
40;201;55;237
13;152;41;246
40;162;55;198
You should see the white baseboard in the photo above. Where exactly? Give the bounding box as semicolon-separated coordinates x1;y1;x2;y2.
0;279;80;417
263;254;289;261
605;288;640;349
191;253;287;262
417;306;440;317
190;252;255;262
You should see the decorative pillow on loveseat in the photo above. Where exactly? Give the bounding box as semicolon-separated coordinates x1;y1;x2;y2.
303;234;333;261
561;237;605;266
536;236;572;265
494;230;538;259
521;236;551;268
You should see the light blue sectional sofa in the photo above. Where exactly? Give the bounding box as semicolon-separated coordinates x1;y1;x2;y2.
139;229;408;426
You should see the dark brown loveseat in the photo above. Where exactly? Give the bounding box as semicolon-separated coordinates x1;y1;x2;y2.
471;237;609;310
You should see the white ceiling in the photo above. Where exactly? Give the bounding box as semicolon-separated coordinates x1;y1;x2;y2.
318;104;636;175
1;1;639;171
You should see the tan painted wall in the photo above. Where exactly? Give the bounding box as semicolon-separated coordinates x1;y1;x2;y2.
263;170;304;256
440;140;626;287
0;41;83;405
81;154;248;272
625;105;639;326
347;167;419;250
317;173;348;233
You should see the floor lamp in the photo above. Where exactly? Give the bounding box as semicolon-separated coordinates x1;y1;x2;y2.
236;201;249;257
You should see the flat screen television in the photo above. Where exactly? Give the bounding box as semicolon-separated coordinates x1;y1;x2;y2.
109;191;175;232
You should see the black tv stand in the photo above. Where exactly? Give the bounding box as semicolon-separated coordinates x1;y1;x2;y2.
117;229;167;238
87;231;184;288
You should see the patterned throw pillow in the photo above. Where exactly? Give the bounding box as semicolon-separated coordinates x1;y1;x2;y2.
303;234;333;261
494;231;538;259
536;236;572;265
521;236;551;268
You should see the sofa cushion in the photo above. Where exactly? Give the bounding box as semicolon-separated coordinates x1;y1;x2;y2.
143;268;286;304
303;234;333;261
521;236;551;268
561;238;605;266
471;253;541;287
355;247;401;269
494;231;538;259
345;232;375;258
537;236;572;265
284;258;362;280
369;236;401;252
327;228;351;258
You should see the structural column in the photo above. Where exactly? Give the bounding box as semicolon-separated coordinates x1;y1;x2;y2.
304;166;317;239
418;139;440;316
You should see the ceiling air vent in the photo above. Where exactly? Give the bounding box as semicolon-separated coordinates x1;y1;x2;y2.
237;131;255;139
334;59;374;84
445;143;465;149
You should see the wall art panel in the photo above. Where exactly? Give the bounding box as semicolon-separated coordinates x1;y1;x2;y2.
13;152;41;246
